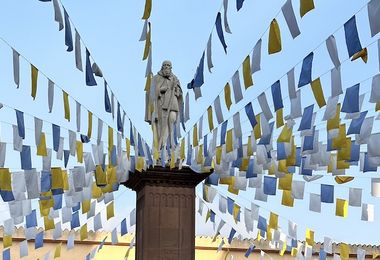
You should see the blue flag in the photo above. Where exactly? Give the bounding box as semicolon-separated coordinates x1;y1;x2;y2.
203;135;208;157
344;16;363;57
228;228;236;244
104;81;111;113
2;249;10;260
298;104;314;131
263;176;277;195
364;153;377;172
206;173;219;185
26;209;37;228
320;184;334;203
215;12;227;53
347;111;367;134
244;245;255;258
137;133;145;157
16;110;25;139
319;249;327;260
277;142;287;160
85;49;97;86
220;120;228;145
246;159;256;178
63;9;73;52
52;124;60;152
341;84;360;113
193;51;205;88
117;102;123;133
20;145;32;170
271;80;283;111
53;194;63;210
130;121;135;146
70;211;80;229
236;0;245;11
64;150;70;168
245;102;257;129
35;231;44;249
41;171;52;192
227;197;234;214
257;215;267;231
298;52;314;87
120;218;128;236
349;142;360;162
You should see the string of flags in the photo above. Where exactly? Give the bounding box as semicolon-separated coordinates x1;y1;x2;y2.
36;0;147;145
187;0;317;99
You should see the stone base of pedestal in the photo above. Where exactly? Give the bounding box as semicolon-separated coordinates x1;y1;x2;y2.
123;166;211;260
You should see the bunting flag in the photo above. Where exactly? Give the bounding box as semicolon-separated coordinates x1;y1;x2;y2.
344;16;366;62
142;0;152;19
193;51;205;88
224;83;232;110
215;12;228;54
143;23;151;60
12;49;20;88
311;78;326;108
53;0;64;31
282;0;301;39
63;90;70;121
207;106;214;131
85;49;97;86
300;0;315;18
31;65;38;100
251;39;262;73
87;111;93;139
271;80;283;111
232;70;243;103
48;79;54;112
242;55;253;89
74;29;83;71
268;19;282;54
223;0;232;34
63;8;73;52
236;0;245;11
298;52;314;87
326;35;340;68
206;34;214;73
368;0;380;37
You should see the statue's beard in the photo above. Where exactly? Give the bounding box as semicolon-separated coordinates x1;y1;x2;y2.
162;68;171;77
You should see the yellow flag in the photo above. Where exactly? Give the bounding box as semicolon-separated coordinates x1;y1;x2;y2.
291;248;298;256
92;182;102;199
126;138;131;159
311;78;326;108
76;141;83;163
205;209;211;223
80;223;88;241
44;216;55;230
332;124;346;150
3;235;12;248
51;167;63;190
142;0;152;19
286;138;296;166
242;55;253;89
240;158;249;171
305;228;314;246
340;243;350;259
207;106;214;131
107;201;115;220
170;150;176;169
337;138;351;161
279;174;293;190
197;145;204;165
108;126;114;152
82;199;90;214
269;212;278;229
279;238;287;256
327;103;341;130
247;136;253;156
376;102;380;111
232;204;240;223
277;125;292;143
136;157;145;172
224;83;232;110
54;243;62;258
282;190;294;207
276;108;284;128
336;198;348;217
62;170;69;190
95;165;107;186
31;65;38;100
193;124;198;147
254;114;261;139
87;111;93;138
351;48;368;63
143;23;151;60
226;129;233;153
335;176;354;184
180;138;185;160
0;168;12;191
216;146;222;164
268;19;282;54
37;132;48;156
228;181;239;195
63;90;70;121
144;73;152;92
278;159;288;173
300;0;315;17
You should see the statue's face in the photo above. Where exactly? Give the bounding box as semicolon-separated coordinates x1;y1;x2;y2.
161;61;172;77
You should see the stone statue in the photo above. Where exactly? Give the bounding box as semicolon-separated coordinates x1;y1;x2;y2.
145;60;184;157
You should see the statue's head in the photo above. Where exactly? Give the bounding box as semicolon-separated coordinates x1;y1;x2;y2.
161;60;172;77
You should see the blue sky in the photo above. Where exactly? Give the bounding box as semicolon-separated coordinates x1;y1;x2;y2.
0;0;379;246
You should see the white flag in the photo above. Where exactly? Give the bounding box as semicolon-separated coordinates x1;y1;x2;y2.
326;35;340;68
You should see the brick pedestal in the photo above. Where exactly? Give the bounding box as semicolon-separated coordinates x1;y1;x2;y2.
123;166;211;260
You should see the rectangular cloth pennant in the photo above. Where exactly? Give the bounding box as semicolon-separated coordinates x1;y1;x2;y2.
213;96;224;124
245;102;257;128
368;0;380;37
20;145;32;170
282;0;301;39
251;39;262;73
31;65;38;99
243;55;253;89
215;12;228;53
74;30;83;71
298;104;314;131
298;52;314;87
48;79;54;112
16;110;25;139
300;0;315;17
13;49;20;88
76;101;81;132
321;184;334;203
271;80;283;111
341;83;360;113
326;35;341;68
287;68;297;98
232;70;243;103
311;78;326;108
53;0;63;30
85;49;97;86
206;34;214;73
193;52;205;88
207;106;214;131
63;8;73;52
224;83;232;110
258;92;273;120
223;0;232;33
344;16;363;58
361;203;374;221
142;0;152;19
63;90;70;121
268;19;282;54
13;125;23;151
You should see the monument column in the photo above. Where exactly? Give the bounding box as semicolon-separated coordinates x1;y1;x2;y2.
123;166;211;260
